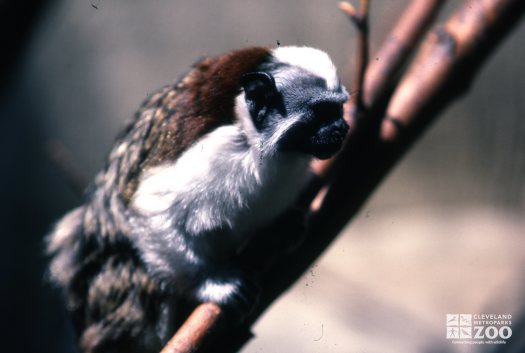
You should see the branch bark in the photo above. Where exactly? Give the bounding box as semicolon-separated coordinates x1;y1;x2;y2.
162;0;525;352
159;303;222;353
363;0;445;108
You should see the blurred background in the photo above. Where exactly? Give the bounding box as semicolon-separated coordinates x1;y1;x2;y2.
1;1;524;352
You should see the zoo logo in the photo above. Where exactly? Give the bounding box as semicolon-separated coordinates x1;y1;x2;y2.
446;314;512;343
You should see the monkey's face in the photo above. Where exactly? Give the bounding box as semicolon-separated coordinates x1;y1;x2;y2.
241;69;349;160
279;75;349;160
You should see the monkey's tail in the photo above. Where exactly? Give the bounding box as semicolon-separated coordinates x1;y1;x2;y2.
45;206;85;288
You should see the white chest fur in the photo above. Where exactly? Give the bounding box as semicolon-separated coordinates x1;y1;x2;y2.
131;124;311;249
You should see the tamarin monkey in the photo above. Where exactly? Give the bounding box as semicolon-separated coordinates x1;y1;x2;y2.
47;46;349;353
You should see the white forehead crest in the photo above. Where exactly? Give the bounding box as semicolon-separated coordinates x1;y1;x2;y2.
271;46;339;90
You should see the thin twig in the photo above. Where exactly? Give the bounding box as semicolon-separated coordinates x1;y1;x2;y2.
311;0;370;183
339;0;369;112
338;1;358;19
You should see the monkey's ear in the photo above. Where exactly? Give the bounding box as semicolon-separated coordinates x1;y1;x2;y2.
240;72;277;104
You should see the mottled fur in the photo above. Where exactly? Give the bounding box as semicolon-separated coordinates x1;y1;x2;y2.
46;46;348;353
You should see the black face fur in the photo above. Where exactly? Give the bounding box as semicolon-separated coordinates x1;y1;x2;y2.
241;68;349;160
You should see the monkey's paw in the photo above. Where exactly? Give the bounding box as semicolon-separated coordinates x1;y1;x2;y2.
194;273;260;320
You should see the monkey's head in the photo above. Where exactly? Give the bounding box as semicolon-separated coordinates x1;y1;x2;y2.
237;46;349;160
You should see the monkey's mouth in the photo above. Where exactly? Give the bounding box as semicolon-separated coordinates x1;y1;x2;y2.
278;114;348;159
309;118;349;159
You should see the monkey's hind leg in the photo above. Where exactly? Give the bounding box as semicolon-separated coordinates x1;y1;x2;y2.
78;256;165;353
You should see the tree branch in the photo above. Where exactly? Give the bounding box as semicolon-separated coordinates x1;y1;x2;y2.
363;0;445;108
159;303;222;353
382;0;524;141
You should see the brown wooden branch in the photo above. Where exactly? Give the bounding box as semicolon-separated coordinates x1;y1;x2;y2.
161;0;525;352
159;303;222;353
363;0;445;108
382;0;520;141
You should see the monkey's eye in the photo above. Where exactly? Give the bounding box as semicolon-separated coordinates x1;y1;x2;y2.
312;102;343;123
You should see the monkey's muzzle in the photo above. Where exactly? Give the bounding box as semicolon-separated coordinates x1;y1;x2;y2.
309;116;349;159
